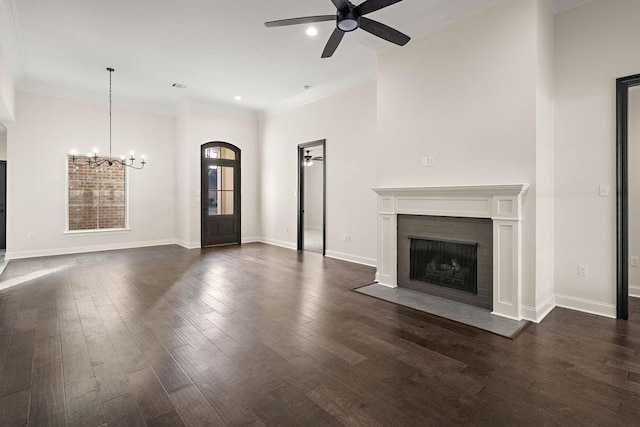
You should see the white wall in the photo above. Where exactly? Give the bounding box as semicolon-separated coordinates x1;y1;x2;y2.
259;82;378;266
175;109;259;247
0;44;15;125
0;125;6;160
534;0;555;316
376;0;541;315
629;86;640;298
6;91;176;259
554;0;640;316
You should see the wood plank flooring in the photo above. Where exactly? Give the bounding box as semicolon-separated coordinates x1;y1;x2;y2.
0;243;639;425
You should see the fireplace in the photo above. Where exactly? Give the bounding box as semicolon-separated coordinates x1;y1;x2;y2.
372;184;529;320
409;237;478;294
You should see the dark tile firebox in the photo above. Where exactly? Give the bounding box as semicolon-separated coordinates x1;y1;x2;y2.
409;236;478;294
398;215;493;310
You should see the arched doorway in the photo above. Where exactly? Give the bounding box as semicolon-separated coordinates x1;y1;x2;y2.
201;142;241;247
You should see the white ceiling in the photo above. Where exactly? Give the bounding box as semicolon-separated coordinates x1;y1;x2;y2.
1;0;592;116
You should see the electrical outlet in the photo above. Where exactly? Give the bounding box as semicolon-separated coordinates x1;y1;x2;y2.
578;265;588;277
631;256;640;267
599;185;610;197
421;156;436;167
285;226;289;232
343;234;351;242
27;232;34;240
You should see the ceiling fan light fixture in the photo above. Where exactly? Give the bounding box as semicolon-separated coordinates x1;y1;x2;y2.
337;12;359;32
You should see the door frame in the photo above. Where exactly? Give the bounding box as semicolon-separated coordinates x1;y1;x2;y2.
200;141;241;248
616;73;640;320
0;160;5;250
297;140;326;255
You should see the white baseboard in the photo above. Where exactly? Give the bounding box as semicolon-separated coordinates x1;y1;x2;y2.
176;240;200;249
630;285;640;298
521;294;556;323
555;293;616;318
5;239;178;260
241;236;261;244
0;260;8;278
259;237;297;251
325;250;376;267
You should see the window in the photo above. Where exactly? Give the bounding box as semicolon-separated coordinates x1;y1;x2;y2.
67;156;127;231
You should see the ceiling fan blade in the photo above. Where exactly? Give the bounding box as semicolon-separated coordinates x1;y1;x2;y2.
359;17;410;46
331;0;351;12
265;15;335;27
322;28;345;58
355;0;404;16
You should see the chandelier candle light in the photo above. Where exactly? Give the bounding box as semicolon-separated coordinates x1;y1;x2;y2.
70;68;146;170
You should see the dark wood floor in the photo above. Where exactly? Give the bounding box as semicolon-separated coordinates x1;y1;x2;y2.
0;243;639;426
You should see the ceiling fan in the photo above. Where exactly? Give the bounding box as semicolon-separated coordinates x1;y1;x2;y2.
304;150;324;166
265;0;411;58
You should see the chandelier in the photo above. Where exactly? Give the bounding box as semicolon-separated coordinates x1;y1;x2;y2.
69;68;146;170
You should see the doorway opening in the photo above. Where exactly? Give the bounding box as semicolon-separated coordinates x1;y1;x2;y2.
0;160;5;256
298;140;325;255
201;142;241;247
616;73;640;319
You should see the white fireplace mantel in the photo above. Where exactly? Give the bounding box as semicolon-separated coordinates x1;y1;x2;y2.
372;184;529;321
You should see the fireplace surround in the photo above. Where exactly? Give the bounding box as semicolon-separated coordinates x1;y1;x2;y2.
372;184;529;320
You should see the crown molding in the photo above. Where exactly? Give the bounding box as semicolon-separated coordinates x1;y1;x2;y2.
260;64;376;118
16;79;178;116
360;0;500;54
17;79;260;121
548;0;594;14
182;98;260;121
0;0;24;78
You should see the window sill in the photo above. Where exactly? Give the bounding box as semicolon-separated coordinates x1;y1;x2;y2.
64;228;130;237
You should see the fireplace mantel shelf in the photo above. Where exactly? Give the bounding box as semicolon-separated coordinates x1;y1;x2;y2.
372;183;530;321
373;184;529;197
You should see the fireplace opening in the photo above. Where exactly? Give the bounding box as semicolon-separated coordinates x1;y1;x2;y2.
409;236;478;294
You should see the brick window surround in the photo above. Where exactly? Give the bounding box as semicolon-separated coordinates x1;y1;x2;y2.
67;156;126;231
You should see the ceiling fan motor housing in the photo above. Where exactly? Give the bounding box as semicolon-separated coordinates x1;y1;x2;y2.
337;10;360;32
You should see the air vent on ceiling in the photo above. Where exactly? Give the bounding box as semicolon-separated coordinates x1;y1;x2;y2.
172;83;187;89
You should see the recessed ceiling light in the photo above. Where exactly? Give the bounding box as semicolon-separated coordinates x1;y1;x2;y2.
234;96;242;101
306;27;318;37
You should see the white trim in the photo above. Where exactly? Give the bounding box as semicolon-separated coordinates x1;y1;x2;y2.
241;236;260;244
520;294;556;323
555;294;616;319
549;0;595;14
64;228;130;236
630;285;640;298
325;250;376;268
0;259;7;277
360;0;500;54
176;240;200;249
373;184;529;320
258;237;297;251
65;154;129;233
261;65;376;118
4;239;177;260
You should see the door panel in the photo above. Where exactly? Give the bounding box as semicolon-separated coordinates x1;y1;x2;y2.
0;162;5;249
201;144;241;247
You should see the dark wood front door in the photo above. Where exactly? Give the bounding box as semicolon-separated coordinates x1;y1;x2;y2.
0;161;5;249
201;143;241;247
